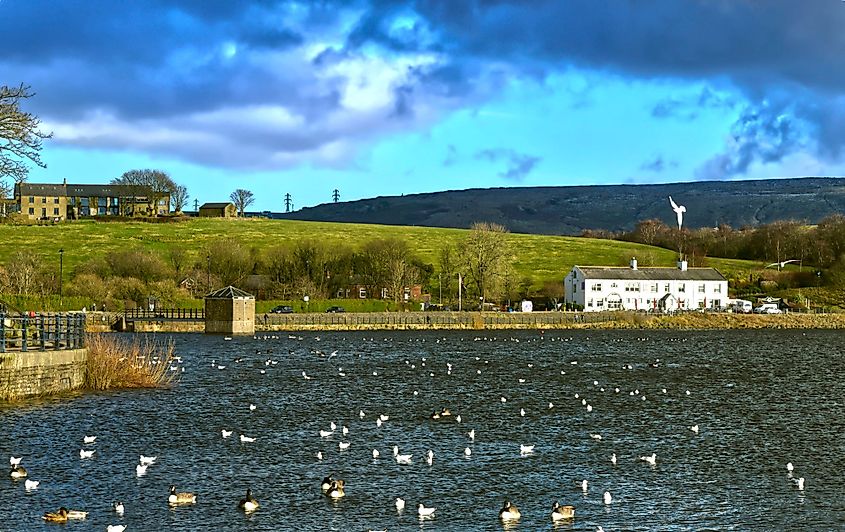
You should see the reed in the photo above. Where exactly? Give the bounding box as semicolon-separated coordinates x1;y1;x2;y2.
84;334;177;390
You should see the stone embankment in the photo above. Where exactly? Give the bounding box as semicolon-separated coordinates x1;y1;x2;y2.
0;349;87;400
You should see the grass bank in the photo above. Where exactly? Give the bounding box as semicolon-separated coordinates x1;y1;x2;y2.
84;334;176;390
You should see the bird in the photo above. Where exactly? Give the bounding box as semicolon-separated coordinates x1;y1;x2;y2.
222;429;233;438
393;446;412;464
359;410;366;419
316;451;323;460
240;434;256;443
796;477;805;490
611;453;617;465
79;449;95;459
669;195;686;229
603;491;612;504
113;501;125;515
581;479;588;492
42;508;69;523
426;449;434;466
372;449;380;459
379;414;389;421
10;465;27;479
765;259;800;270
499;500;521;521
417;503;436;517
321;476;334;493
640;453;657;466
519;444;534;455
464;447;472;457
9;456;22;467
107;525;127;532
326;479;345;499
786;462;794;474
590;434;602;441
83;435;97;444
342;426;349;435
168;485;197;505
67;510;88;519
139;455;157;465
691;424;700;434
395;497;406;511
136;463;148;476
319;429;334;437
551;502;575;521
238;488;259;512
338;441;350;450
520;408;526;417
468;429;475;441
24;478;39;490
249;404;256;411
330;421;337;431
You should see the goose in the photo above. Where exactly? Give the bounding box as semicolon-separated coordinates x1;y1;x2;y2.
339;441;351;450
321;476;334;493
24;478;39;490
113;501;125;514
372;449;380;459
10;465;27;479
440;408;452;417
603;491;612;505
136;463;148;476
222;429;233;438
499;500;521;521
640;453;657;466
326;479;345;499
417;503;436;517
139;455;157;465
169;485;197;505
67;510;88;519
107;525;127;532
395;497;405;511
240;434;256;443
80;449;95;459
9;456;22;467
519;444;535;455
551;502;575;521
83;435;97;444
586;404;593;412
238;488;259;512
42;508;69;523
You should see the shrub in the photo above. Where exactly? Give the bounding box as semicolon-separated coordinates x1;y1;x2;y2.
84;334;176;390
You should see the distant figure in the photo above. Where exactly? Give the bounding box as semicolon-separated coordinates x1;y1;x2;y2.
669;196;686;230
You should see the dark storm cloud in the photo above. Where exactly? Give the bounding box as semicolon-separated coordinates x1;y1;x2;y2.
476;149;541;181
2;0;845;172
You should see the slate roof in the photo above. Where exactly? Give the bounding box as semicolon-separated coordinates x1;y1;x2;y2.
205;286;255;299
17;182;154;197
200;202;235;209
575;266;726;281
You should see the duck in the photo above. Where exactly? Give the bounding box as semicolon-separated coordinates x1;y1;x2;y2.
321;475;334;493
42;508;69;522
499;500;521;521
10;465;27;479
168;485;197;505
551;502;575;521
113;501;125;514
326;479;345;499
238;488;259;512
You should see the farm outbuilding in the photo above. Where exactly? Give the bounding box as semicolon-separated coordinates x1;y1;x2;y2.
198;202;237;218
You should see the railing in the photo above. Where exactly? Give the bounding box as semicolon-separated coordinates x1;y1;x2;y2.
124;308;205;321
0;313;86;353
257;311;622;328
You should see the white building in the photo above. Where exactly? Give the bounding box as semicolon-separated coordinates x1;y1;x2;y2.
564;258;728;312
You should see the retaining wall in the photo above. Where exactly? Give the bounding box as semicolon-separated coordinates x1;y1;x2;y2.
0;348;87;400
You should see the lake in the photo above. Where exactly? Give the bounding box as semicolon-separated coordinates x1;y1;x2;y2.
2;330;844;531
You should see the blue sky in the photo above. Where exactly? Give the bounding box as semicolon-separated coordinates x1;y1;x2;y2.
3;1;845;211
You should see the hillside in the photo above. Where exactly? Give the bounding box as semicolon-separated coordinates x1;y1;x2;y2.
277;177;845;235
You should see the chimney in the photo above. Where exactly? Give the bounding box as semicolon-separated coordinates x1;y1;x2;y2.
677;260;688;271
62;177;67;186
630;257;638;270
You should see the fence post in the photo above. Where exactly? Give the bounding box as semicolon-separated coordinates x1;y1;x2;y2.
21;316;28;352
79;314;86;348
38;314;45;350
0;313;5;353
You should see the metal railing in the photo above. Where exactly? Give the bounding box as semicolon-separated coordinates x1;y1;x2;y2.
124;308;205;321
0;313;86;353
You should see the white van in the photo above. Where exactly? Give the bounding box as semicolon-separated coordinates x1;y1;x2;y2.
754;303;781;314
730;299;753;313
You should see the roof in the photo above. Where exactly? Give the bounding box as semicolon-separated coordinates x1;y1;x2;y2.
200;202;235;209
17;182;155;198
205;286;255;299
16;183;65;196
574;266;726;281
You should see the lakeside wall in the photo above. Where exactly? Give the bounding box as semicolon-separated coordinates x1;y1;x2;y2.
0;348;87;400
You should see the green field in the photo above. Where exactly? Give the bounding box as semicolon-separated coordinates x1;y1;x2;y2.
0;218;765;288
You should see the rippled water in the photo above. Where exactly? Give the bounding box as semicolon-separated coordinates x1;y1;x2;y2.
2;330;845;531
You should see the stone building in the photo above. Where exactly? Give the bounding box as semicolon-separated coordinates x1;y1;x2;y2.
204;286;255;335
198;202;237;218
13;180;170;220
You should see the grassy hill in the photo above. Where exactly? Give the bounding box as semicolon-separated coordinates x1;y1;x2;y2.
0;218;765;290
277;177;845;235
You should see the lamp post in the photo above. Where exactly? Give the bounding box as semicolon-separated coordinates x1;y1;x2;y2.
58;248;64;307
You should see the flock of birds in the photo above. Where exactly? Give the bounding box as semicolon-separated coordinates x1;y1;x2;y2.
6;331;812;530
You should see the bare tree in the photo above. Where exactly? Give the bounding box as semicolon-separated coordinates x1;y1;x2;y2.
458;222;511;309
0;84;52;185
111;169;176;215
230;189;255;217
170;184;189;213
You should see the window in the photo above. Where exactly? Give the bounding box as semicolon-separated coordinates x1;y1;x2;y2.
41;197;46;203
625;282;640;292
41;208;46;217
592;283;602;291
28;207;34;215
714;284;722;293
698;284;705;293
54;197;59;204
678;283;686;293
28;196;34;203
651;283;658;292
53;208;59;215
664;283;670;292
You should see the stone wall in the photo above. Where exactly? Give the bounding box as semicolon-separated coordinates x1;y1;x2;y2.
0;348;87;400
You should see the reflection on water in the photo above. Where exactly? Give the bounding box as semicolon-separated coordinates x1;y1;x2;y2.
2;329;845;531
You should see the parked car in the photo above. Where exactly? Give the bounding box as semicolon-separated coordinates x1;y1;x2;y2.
325;306;346;313
754;304;781;314
271;305;294;314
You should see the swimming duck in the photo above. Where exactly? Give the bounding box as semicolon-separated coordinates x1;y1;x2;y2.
168;485;197;505
321;475;334;493
326;479;345;499
42;508;69;522
10;465;27;479
551;502;575;521
238;488;259;512
499;500;521;521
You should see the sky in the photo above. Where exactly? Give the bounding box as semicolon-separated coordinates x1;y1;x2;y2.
2;0;845;212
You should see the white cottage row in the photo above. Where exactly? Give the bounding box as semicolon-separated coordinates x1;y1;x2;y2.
564;258;728;312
